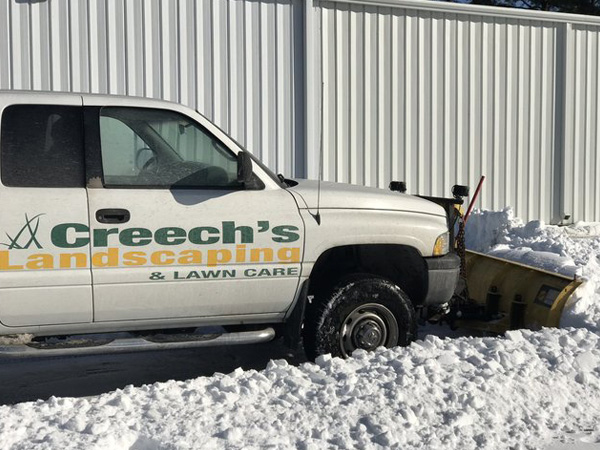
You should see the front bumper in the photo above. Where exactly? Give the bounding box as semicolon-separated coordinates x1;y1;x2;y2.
424;252;461;305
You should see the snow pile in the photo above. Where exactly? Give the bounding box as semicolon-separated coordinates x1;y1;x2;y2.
0;334;33;346
465;208;522;253
466;208;600;332
563;223;600;238
1;328;599;449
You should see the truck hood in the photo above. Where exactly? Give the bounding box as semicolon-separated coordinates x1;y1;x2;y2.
288;179;446;218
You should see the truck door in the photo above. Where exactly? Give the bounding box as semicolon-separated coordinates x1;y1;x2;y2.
82;102;304;322
0;96;92;327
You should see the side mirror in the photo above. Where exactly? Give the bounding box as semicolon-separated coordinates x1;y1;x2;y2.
237;151;253;184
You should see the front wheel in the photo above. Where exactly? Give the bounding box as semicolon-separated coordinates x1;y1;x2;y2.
303;276;417;360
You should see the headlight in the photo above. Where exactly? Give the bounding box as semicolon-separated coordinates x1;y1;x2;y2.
433;232;450;256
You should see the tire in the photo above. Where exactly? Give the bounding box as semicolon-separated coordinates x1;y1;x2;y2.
303;275;417;360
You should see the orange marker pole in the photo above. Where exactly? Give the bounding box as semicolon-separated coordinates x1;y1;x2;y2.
464;175;485;224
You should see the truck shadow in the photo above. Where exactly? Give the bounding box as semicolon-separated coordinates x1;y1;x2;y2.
0;339;307;406
0;323;472;406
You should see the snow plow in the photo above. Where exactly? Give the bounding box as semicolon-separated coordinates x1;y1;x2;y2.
438;177;583;334
452;250;583;333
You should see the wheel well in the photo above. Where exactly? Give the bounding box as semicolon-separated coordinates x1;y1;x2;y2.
308;244;428;306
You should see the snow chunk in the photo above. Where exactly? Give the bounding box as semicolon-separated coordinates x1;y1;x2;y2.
0;334;34;345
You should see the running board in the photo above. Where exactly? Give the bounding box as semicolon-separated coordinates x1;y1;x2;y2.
0;327;276;358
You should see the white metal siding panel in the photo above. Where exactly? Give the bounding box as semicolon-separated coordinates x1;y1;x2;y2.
563;24;600;222
315;1;564;222
0;0;304;178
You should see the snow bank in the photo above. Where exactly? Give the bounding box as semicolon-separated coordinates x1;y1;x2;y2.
466;208;600;332
1;328;599;450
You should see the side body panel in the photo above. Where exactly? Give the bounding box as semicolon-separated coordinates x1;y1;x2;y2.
82;97;305;322
296;207;448;280
86;188;305;321
0;94;93;328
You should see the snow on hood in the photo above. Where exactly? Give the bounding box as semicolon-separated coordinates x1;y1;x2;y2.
288;179;446;217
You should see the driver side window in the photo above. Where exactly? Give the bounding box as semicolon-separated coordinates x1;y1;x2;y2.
100;116;148;184
98;107;241;189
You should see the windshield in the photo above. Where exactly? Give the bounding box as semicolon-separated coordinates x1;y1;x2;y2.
99;107;241;189
194;110;287;189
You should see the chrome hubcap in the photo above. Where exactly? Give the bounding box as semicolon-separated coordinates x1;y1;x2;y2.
339;303;399;357
355;319;383;348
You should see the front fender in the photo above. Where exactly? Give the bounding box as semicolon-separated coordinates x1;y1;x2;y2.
299;208;448;277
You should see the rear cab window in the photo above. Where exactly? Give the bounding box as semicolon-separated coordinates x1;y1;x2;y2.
0;105;85;188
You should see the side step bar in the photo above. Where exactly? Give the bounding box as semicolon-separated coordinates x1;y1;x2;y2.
0;327;276;358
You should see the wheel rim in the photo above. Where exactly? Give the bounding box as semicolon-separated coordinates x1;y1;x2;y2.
339;303;399;357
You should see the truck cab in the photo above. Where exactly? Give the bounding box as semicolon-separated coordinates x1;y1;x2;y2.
0;91;460;359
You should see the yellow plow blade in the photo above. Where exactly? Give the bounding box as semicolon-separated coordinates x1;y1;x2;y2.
455;250;583;333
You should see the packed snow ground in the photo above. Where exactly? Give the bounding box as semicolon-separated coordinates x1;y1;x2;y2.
1;328;599;450
1;209;600;450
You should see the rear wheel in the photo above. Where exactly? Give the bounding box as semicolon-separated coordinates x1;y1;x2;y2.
303;276;417;360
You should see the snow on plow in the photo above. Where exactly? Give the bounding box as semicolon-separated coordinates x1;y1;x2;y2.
452;250;583;334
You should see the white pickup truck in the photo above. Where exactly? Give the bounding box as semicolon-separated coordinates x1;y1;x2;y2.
0;91;461;359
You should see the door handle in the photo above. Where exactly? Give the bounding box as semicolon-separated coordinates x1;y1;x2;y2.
96;208;130;224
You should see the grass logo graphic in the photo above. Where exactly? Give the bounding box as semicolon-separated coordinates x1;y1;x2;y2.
1;213;44;250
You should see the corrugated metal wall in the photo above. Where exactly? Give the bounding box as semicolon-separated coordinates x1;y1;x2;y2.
2;0;600;223
312;1;600;223
315;2;560;221
563;23;600;223
0;0;305;178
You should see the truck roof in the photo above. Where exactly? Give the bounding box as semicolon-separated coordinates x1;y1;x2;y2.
0;90;181;110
